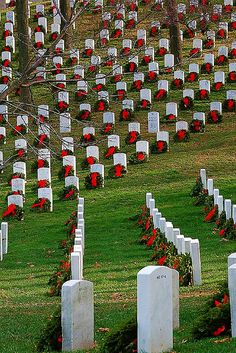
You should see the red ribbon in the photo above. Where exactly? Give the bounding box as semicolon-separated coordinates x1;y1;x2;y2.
38;159;45;168
156;141;165;152
158;255;167;266
105;146;116;158
129;131;138;144
64;165;72;177
205;207;217;222
31;198;47;209
155;89;166;100
132;80;142;90
91;172;99;187
87;156;95;165
114;164;123;177
39;134;47;145
104;123;112;133
3;204;16;217
65;189;75;199
177;130;186;140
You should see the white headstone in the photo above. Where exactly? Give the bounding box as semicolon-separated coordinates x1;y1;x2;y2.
137;266;174;353
62;280;94;351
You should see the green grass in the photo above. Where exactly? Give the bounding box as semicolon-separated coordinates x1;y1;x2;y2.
1;1;236;352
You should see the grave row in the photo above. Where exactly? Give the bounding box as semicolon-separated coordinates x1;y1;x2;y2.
146;192;202;285
200;168;236;223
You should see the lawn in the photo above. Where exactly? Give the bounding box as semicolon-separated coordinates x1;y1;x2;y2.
0;0;236;352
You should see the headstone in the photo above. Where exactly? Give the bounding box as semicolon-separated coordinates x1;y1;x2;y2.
71;252;83;280
228;264;236;337
12;178;25;194
62;280;94;351
228;253;236;268
225;199;232;220
146;192;152;208
207;179;214;196
200;169;207;189
190;239;202;285
1;222;8;255
148;112;160;133
137;266;174;353
65;176;79;189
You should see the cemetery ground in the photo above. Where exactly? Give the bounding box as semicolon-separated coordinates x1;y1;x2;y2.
0;131;236;352
1;1;236;352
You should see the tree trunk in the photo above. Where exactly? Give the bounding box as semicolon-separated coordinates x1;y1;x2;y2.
60;0;73;50
167;0;183;66
16;0;32;110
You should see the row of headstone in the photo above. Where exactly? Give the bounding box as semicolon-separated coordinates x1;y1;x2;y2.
61;197;95;352
200;169;236;223
146;192;202;285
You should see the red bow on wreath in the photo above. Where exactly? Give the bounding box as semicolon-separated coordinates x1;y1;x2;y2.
112;29;122;38
51;32;58;41
209;110;219;123
83;134;91;141
135;39;144;48
38;180;48;188
132;80;142;90
65;189;75;199
156;141;165;152
58;101;69;111
31;198;47;209
122;47;130;56
97;101;106;111
216;55;226;65
103;123;112;133
137;152;145;161
154;89;166;100
116;89;126;101
91;172;99;187
3;204;16;217
187;72;197;82
229;71;236;81
79;110;90;120
142;55;151;64
217;29;225;38
147;71;157;81
189;48;200;57
39;134;47;145
64;165;72;177
38;159;45;168
105;146;116;158
182;97;191;107
87;156;95;165
199;89;208;99
129;131;138;144
114;164;123;177
84;48;93;57
126;19;136;29
157;47;167;56
35;41;43;49
2;59;11;67
121;109;131;120
17;149;25;158
192;120;201;132
177;130;186;140
150;26;158;36
214;82;223;91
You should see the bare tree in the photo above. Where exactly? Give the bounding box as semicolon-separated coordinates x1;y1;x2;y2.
60;0;73;50
167;0;183;66
16;0;32;108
